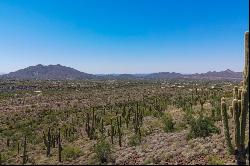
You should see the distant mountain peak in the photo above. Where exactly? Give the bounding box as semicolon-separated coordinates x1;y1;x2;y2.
33;64;44;68
224;69;234;72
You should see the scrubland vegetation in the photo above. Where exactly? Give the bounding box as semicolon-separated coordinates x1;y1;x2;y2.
0;32;248;165
0;78;248;165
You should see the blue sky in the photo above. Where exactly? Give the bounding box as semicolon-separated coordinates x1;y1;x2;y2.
0;0;249;74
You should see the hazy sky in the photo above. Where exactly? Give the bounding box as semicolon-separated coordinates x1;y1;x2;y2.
0;0;249;74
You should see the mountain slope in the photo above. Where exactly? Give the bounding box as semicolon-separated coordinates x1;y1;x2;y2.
0;64;96;80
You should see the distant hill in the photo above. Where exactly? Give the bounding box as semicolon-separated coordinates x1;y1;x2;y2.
145;72;183;79
0;64;243;80
187;69;243;80
131;70;242;80
0;64;96;80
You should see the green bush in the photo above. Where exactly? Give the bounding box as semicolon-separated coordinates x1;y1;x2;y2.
62;145;82;161
128;134;141;146
207;155;224;165
211;107;222;121
188;116;220;139
161;112;175;132
141;126;153;137
0;152;8;165
183;109;195;125
152;110;163;118
175;121;187;131
94;138;111;164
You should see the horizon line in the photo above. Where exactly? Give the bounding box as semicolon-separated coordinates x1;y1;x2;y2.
0;64;243;75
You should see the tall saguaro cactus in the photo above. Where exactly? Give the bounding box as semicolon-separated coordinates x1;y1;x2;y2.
58;128;62;162
221;32;249;165
43;128;52;157
243;32;249;95
22;136;28;165
221;98;234;154
110;118;114;144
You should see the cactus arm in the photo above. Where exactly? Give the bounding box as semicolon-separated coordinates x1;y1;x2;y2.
233;99;241;151
221;98;234;154
240;90;248;151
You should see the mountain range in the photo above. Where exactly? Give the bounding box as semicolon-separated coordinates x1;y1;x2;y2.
0;64;243;80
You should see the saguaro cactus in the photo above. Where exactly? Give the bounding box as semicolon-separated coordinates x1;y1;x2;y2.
117;115;122;147
91;109;96;139
125;108;131;128
17;141;20;155
221;98;234;154
22;136;28;165
133;102;141;134
110;118;114;144
243;32;249;94
221;32;249;165
58;129;62;162
100;118;104;135
233;99;241;151
233;86;239;100
43;128;52;157
6;139;10;147
199;97;205;111
85;113;91;138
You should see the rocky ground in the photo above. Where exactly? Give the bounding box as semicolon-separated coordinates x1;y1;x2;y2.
112;118;235;165
70;108;248;165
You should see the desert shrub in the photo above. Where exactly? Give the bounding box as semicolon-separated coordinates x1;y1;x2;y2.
152;110;164;118
144;107;153;117
161;112;175;132
215;107;222;121
128;134;141;146
62;145;82;161
207;155;224;165
211;106;222;121
175;121;188;131
1;129;15;138
177;106;194;131
143;156;154;165
0;152;8;164
183;109;195;125
66;133;78;142
149;118;163;129
103;114;113;125
187;116;220;139
141;126;153;137
94;138;111;164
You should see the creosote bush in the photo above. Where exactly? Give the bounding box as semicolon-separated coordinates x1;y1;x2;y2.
62;145;82;161
207;155;224;165
162;112;175;132
183;109;195;125
128;134;141;147
187;116;220;139
94;137;112;164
